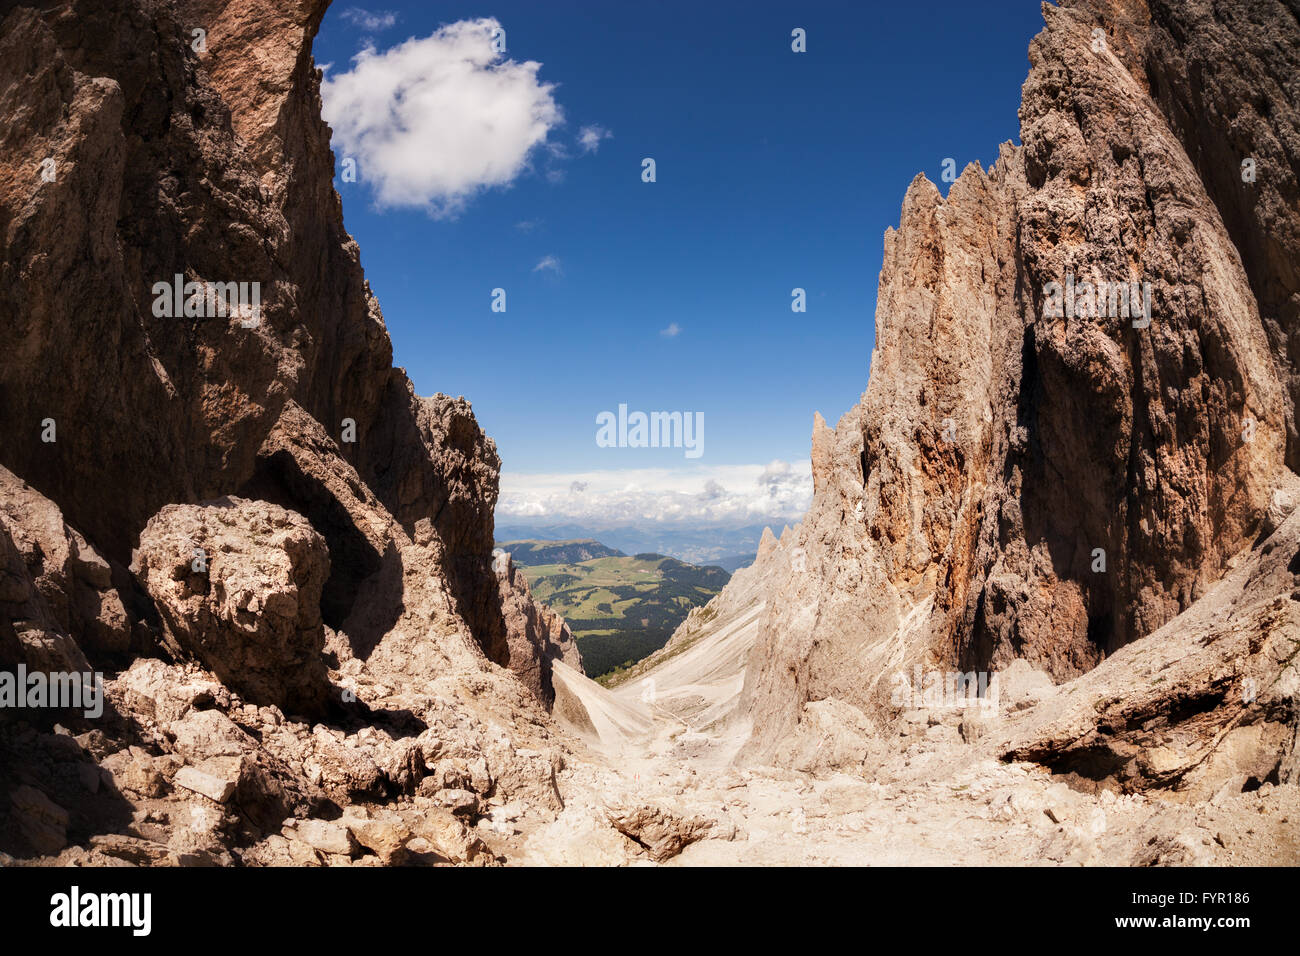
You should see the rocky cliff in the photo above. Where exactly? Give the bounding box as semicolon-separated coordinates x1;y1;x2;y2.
0;0;577;864
734;0;1300;791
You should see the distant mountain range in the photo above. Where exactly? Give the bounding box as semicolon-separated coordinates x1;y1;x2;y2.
498;539;623;566
496;540;729;680
494;521;779;569
712;553;757;573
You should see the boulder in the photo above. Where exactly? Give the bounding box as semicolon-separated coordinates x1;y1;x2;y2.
132;497;332;717
605;804;715;862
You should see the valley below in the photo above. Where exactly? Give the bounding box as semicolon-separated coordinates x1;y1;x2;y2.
497;539;729;680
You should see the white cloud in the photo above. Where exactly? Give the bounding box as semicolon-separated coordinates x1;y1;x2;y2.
533;255;562;273
340;8;398;32
660;322;681;337
498;462;812;528
515;219;541;232
321;18;562;217
578;124;613;153
758;459;792;487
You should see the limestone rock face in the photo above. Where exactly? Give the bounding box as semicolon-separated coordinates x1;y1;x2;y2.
0;468;133;656
1000;503;1300;797
0;0;569;687
0;0;521;667
492;551;584;708
1001;0;1286;664
0;465;124;677
737;0;1300;771
1120;0;1300;467
132;497;333;718
0;0;579;864
0;0;305;555
740;158;1028;759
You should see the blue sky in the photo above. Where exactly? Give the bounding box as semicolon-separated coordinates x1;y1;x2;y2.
315;1;1046;529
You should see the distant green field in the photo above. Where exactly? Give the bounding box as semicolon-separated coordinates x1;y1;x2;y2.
500;545;729;680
